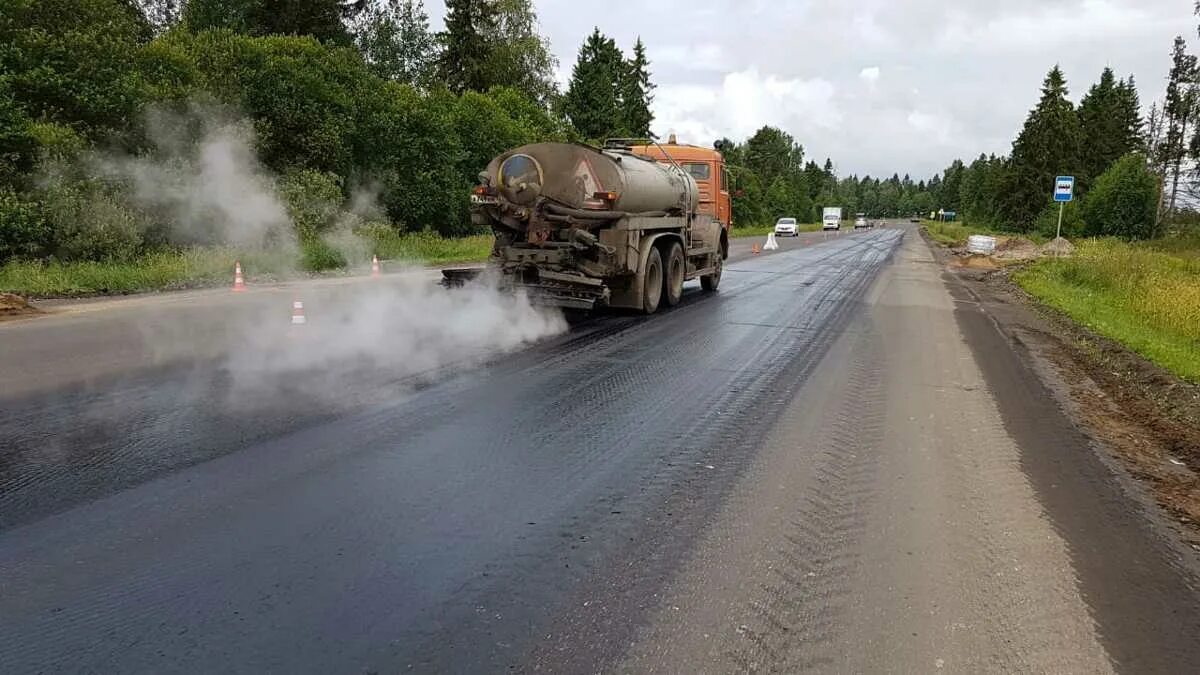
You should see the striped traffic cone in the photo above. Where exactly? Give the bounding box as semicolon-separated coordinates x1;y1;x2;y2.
291;299;307;326
232;262;246;292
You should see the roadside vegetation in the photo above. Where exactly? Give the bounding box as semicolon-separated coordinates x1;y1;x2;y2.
0;0;951;297
1015;238;1200;382
919;15;1200;383
0;231;494;297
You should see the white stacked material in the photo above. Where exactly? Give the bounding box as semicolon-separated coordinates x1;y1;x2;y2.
966;235;997;255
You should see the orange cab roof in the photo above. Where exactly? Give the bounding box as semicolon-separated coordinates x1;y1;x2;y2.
630;141;723;163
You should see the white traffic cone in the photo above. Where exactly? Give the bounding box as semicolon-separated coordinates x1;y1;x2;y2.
763;232;779;251
232;261;246;292
291;299;307;326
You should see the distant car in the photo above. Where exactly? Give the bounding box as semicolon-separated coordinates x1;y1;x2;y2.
774;217;799;237
854;215;869;229
909;217;921;223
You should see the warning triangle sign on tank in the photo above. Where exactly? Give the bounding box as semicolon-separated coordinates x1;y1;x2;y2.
573;158;605;208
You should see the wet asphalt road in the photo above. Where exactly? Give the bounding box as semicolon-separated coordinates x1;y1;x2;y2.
0;229;901;672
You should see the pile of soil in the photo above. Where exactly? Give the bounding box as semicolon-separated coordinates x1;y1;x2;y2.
0;292;39;318
993;236;1041;261
953;254;999;270
1041;236;1076;257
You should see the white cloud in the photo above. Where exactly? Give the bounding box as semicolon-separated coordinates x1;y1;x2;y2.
430;0;1195;176
652;43;726;72
653;69;840;147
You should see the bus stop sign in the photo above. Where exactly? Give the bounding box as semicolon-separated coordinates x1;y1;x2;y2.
1054;176;1074;202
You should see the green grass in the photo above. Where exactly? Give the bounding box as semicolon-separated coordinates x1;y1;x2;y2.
1014;238;1200;382
0;232;495;297
730;222;821;238
921;219;1044;247
0;248;301;297
370;230;492;265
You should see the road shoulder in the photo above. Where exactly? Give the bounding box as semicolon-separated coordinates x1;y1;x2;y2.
923;230;1200;549
619;227;1145;672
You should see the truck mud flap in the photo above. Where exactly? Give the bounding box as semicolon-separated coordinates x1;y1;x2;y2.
441;267;484;288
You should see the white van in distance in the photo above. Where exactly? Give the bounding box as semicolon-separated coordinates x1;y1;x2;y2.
822;207;843;231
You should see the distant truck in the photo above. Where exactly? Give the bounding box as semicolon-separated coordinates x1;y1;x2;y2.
822;207;843;231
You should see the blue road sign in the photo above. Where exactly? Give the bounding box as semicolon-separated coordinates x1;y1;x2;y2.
1054;176;1074;202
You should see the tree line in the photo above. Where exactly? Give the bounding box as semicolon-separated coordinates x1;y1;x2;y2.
714;127;945;226
717;15;1200;240
0;0;658;265
909;12;1200;242
5;0;1188;271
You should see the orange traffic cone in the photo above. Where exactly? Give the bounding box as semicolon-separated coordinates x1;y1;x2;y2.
232;261;246;292
291;299;307;326
371;255;381;278
752;243;760;255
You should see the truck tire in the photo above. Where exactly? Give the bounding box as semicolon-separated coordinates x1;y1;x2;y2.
663;241;685;307
700;248;722;292
642;247;664;314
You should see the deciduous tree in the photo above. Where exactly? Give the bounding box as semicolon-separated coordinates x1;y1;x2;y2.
355;0;437;87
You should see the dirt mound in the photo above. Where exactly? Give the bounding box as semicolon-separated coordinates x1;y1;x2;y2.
994;237;1041;261
1041;236;1076;257
0;292;39;318
953;254;999;270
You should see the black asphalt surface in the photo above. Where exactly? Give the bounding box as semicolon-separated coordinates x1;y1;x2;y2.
0;229;901;672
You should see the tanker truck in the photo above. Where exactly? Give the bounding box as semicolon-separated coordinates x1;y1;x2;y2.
442;139;729;314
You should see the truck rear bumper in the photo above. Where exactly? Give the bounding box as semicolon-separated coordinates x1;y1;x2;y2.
442;267;610;311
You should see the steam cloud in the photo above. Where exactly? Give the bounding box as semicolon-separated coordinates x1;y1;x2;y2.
95;105;297;253
221;274;568;407
88;105;571;408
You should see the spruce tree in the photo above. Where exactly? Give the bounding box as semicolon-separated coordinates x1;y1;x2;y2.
1077;69;1144;195
619;37;655;138
939;160;964;211
437;0;499;94
1078;67;1119;192
1159;36;1197;217
1115;77;1144;153
562;28;625;140
1002;66;1081;231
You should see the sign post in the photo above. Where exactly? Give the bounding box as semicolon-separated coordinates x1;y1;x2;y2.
1053;176;1074;243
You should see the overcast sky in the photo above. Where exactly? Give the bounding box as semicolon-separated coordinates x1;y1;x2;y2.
428;1;1197;178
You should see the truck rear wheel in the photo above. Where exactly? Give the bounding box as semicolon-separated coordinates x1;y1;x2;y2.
663;242;685;307
700;248;722;292
642;247;664;314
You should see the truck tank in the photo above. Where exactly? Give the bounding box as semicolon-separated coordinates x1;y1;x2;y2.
482;142;699;222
